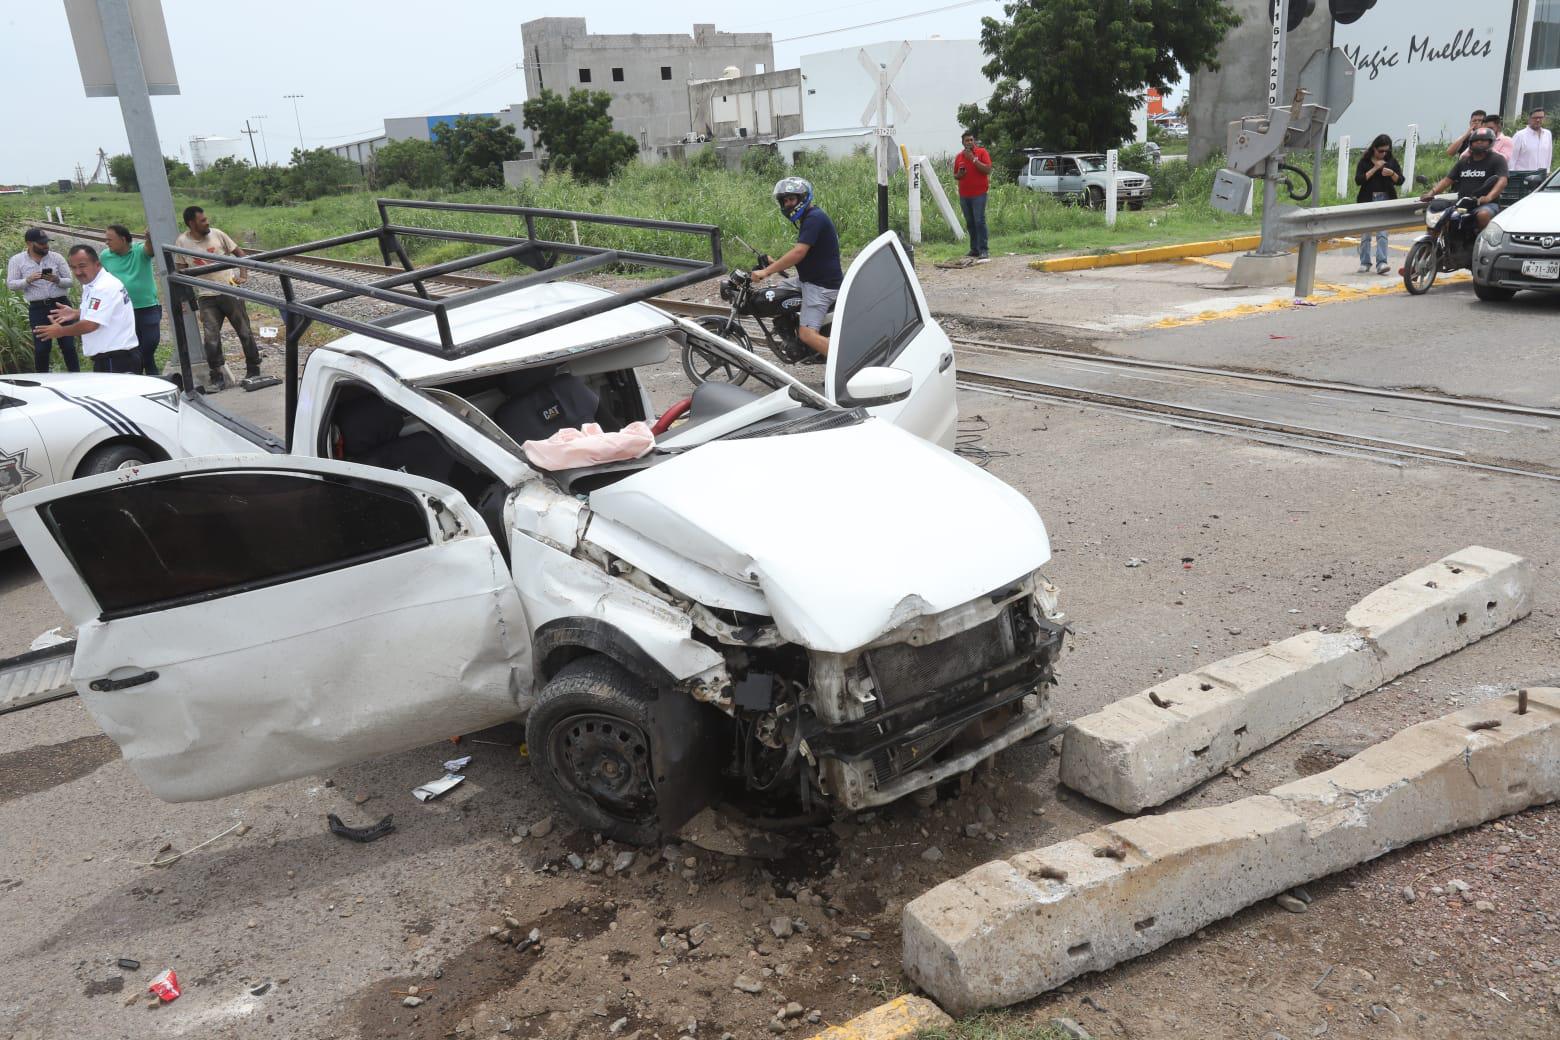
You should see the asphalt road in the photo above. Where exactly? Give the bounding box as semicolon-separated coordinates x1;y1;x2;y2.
1102;278;1560;409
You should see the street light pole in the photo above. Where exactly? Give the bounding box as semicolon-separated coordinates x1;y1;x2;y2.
284;94;305;157
250;114;270;165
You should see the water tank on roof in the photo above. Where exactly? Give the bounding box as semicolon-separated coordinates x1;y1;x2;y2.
721;66;741;79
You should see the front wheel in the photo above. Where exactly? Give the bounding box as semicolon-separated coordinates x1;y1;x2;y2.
1473;282;1517;302
1085;186;1105;210
683;317;752;386
1403;240;1439;295
76;442;156;477
527;657;668;846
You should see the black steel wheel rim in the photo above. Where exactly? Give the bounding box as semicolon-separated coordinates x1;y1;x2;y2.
686;335;747;384
551;713;657;822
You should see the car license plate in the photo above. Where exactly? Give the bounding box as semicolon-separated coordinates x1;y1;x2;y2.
1521;259;1560;279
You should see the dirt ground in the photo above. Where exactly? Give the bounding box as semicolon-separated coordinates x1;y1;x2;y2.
2;265;1557;1040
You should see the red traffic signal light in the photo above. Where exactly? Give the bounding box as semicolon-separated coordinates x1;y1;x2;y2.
1271;0;1317;32
1330;0;1378;23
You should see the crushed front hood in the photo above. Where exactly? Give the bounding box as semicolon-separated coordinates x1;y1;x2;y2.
588;418;1051;652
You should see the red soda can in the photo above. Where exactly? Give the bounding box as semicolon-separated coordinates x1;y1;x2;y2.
148;968;181;1002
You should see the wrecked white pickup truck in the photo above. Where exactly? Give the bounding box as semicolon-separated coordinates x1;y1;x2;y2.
4;201;1064;843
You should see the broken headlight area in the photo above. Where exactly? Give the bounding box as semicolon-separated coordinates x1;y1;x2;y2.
708;586;1065;816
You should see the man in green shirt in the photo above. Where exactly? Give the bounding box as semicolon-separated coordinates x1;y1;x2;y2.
100;224;162;376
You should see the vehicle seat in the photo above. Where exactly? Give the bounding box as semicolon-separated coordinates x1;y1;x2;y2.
494;367;601;443
689;380;761;421
334;395;458;487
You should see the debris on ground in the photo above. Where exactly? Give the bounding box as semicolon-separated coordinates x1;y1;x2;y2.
147;969;180;1002
443;755;473;772
116;958;139;971
412;774;465;802
326;813;396;843
675;806;789;859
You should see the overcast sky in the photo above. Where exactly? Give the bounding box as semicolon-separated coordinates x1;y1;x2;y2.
1;1;1178;184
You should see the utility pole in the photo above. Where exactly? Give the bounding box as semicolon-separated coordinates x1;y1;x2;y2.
241;119;260;166
250;114;270;164
1256;0;1289;256
284;94;305;157
67;0;202;382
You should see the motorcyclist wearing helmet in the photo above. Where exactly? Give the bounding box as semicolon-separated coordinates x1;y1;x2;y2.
1422;127;1508;229
750;176;843;358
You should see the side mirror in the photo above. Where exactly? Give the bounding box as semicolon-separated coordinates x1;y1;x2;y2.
844;366;914;406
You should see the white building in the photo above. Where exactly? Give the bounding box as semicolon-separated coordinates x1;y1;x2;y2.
799;39;993;161
1332;0;1560;144
188;135;248;173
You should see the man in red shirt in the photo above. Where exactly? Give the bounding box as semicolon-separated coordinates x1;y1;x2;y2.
953;130;993;260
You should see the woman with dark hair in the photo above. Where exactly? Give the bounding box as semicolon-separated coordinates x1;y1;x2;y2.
1354;133;1403;275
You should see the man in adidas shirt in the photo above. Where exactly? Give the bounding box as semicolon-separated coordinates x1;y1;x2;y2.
32;245;141;373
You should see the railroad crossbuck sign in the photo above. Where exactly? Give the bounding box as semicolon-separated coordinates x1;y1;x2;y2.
858;43;911;130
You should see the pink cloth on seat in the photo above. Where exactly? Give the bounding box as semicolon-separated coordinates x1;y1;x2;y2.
521;421;655;471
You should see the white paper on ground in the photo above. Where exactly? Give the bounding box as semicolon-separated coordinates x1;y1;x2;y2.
443;755;473;772
412;773;466;802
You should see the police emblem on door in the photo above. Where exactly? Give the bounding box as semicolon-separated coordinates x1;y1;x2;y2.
0;446;40;500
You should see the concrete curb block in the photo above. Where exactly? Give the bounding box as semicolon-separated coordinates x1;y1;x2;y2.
1059;546;1532;813
904;689;1560;1015
805;994;952;1039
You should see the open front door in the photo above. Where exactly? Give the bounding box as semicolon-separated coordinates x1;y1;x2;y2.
825;231;957;448
4;455;529;801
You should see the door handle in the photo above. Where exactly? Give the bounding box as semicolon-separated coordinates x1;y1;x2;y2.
938;351;955;373
89;671;159;692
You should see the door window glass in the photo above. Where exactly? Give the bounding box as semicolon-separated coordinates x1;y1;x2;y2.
1531;1;1560;70
1041;158;1057;174
44;471;430;619
833;246;923;400
1060;159;1080;176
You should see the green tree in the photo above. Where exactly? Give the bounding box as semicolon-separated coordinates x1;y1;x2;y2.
433;114;526;189
369;137;448;190
165;156;194;186
286;147;359;200
959;0;1239;177
107;153;137;190
202;156;255;206
521;89;638;182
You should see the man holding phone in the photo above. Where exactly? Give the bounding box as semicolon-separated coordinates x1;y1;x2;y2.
953;130;993;260
5;228;79;372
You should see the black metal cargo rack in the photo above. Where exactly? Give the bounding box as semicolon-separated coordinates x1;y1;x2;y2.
162;198;724;446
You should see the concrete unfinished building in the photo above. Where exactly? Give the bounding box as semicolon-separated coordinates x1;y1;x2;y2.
521;18;775;153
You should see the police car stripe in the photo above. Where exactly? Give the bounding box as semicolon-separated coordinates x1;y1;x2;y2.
82;396;145;439
42;387;134;437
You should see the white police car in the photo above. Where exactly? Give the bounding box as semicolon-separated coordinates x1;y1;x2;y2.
1472;172;1560;300
0;372;184;550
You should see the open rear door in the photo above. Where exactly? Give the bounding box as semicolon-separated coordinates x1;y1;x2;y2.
825;231;957;448
3;454;529;801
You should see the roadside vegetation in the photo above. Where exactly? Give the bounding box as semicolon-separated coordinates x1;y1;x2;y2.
918;1013;1072;1040
2;140;1460;282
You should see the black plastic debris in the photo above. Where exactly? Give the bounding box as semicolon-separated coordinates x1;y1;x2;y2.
327;813;395;843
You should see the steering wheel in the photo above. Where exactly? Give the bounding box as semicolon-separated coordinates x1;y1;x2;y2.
652;397;693;436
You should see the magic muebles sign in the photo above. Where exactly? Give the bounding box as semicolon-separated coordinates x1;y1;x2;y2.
1331;1;1517;146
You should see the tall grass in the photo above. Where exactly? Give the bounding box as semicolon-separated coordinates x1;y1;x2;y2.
6;145;1444;275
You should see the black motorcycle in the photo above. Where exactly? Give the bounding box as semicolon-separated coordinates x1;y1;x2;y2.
1403;195;1481;295
681;246;834;386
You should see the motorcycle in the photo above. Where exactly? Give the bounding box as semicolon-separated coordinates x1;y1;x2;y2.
681;241;833;387
1402;196;1481;295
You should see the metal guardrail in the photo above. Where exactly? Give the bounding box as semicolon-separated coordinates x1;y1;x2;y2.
1278;196;1440;297
0;641;77;715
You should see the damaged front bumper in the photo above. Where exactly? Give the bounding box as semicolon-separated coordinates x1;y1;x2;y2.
804;585;1065;811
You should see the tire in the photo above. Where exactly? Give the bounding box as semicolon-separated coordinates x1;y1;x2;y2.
1403;240;1438;295
1473;282;1516;302
527;656;672;846
76;442;156;477
1086;186;1105;210
1127;199;1145;211
683;318;752;387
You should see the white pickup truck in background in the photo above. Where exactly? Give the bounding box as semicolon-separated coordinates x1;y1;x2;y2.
3;202;1064;843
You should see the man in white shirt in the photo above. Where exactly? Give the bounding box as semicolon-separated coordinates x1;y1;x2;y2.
1510;108;1553;173
32;245;141;373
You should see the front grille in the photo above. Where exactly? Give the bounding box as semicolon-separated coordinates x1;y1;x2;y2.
1122;178;1147;189
866;610;1017;709
1511;233;1560;249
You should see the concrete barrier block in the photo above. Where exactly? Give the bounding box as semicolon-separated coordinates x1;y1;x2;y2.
806;994;951;1040
1060;547;1531;812
904;690;1560;1014
1059;632;1381;813
1345;546;1533;681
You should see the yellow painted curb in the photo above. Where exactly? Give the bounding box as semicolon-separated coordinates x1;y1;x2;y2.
807;995;952;1039
1030;235;1263;272
1029;228;1418;274
1149;272;1473;329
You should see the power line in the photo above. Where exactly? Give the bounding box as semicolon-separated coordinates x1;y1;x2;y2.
775;0;997;43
